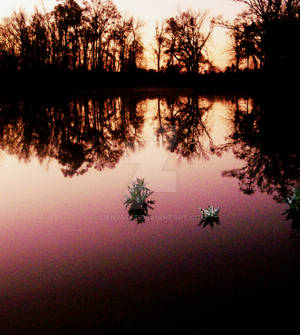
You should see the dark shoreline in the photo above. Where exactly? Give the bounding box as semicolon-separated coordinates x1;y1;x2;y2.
0;70;294;99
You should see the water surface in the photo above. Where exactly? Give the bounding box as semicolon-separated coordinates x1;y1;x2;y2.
0;92;299;334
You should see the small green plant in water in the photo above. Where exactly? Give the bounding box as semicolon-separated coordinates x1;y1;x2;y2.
284;187;300;228
124;178;155;223
285;187;300;212
198;205;220;230
125;178;154;209
200;205;220;220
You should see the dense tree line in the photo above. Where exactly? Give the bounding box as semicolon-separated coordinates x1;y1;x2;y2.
220;0;300;72
0;0;215;74
0;0;144;72
1;0;300;74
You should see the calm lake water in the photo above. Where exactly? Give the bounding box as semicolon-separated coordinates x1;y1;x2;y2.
0;91;299;335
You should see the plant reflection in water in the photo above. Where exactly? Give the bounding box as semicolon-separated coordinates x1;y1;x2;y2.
124;178;155;224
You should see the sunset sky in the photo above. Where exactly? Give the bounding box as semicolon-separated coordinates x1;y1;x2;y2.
0;0;246;69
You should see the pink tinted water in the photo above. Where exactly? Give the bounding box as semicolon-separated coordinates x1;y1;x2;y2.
0;98;294;334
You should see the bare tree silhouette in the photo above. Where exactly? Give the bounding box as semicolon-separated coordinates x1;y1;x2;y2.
163;9;215;73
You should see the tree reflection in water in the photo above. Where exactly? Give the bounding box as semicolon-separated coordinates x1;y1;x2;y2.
221;95;300;203
0;93;218;176
220;94;300;252
1;92;299;229
153;94;216;160
0;95;145;176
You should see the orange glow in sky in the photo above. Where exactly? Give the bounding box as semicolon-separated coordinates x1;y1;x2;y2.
0;0;246;69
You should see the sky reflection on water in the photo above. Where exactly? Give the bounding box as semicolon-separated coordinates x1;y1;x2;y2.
0;93;299;334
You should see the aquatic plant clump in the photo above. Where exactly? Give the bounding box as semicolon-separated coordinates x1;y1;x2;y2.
286;187;300;212
200;205;220;220
124;178;155;223
197;205;220;230
125;178;154;210
284;187;300;228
